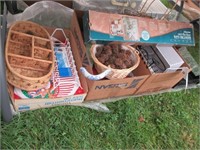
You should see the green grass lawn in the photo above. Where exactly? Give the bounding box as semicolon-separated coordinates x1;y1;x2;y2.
187;27;200;64
1;88;199;149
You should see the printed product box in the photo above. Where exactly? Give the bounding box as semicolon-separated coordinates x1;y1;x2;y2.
83;10;195;46
8;26;88;112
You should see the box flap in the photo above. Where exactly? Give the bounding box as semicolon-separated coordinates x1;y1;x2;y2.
70;12;90;68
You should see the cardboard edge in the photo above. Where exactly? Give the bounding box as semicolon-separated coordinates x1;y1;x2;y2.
134;46;192;95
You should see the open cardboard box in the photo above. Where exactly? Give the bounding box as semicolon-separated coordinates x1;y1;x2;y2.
134;46;191;95
85;55;151;101
84;44;191;101
8;11;89;112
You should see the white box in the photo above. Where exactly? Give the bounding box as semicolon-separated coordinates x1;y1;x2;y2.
155;45;184;72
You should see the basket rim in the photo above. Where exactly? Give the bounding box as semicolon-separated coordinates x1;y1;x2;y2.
90;44;140;72
5;21;55;81
6;77;47;91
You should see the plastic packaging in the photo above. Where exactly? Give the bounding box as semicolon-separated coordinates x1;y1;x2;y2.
7;1;73;28
73;0;142;15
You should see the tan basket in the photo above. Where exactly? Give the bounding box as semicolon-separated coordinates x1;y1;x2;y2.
5;21;54;91
90;44;140;79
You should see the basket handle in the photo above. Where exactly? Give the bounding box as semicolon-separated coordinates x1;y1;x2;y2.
135;49;140;55
80;67;111;81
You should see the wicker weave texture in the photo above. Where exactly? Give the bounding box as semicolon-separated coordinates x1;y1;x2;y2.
5;21;54;91
90;44;140;79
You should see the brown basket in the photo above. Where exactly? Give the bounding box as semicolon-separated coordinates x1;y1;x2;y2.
90;44;140;79
5;21;54;91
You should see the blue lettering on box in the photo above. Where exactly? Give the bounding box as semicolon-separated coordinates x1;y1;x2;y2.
89;28;194;46
45;96;84;106
19;105;30;111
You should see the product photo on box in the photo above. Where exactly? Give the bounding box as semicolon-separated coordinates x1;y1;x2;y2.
83;10;195;46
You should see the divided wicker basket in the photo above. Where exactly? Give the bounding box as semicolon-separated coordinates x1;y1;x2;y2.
90;44;140;79
5;21;54;91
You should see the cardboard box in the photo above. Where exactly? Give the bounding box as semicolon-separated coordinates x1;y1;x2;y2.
85;48;190;100
85;57;151;101
135;49;191;95
135;71;185;94
7;3;94;111
8;27;88;112
83;10;195;46
9;84;86;112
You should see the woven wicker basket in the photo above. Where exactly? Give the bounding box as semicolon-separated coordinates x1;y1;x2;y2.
90;44;140;79
5;21;54;91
